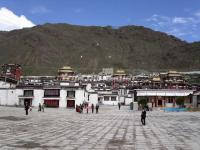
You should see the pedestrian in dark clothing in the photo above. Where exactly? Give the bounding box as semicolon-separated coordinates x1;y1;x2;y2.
118;102;121;110
141;109;146;125
76;105;82;113
24;102;29;115
76;105;79;112
91;104;94;113
80;104;83;113
38;103;41;112
96;104;99;114
86;104;89;114
29;106;32;111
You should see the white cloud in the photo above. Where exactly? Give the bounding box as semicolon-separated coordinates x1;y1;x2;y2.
146;14;170;22
146;12;200;41
146;14;171;28
0;7;35;31
30;6;50;14
172;17;188;24
167;28;187;36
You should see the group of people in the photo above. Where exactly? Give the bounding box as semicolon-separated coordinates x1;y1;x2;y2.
76;103;99;114
24;102;45;115
25;101;147;126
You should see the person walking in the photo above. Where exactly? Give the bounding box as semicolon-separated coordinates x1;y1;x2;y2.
86;104;89;114
38;103;42;112
91;104;94;113
29;105;32;111
96;103;99;114
141;109;146;125
118;102;121;110
42;103;45;112
80;104;83;113
24;102;29;115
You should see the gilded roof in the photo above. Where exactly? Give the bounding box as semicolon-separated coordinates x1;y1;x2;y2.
113;69;126;76
58;66;73;73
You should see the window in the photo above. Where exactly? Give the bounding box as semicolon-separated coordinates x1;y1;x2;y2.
24;90;33;97
104;96;110;101
44;89;60;97
111;96;116;101
67;91;75;98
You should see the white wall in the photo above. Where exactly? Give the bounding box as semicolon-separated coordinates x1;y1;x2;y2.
0;89;7;105
102;95;118;105
119;96;125;103
0;81;16;88
60;89;67;108
88;93;98;105
165;103;173;108
0;89;20;106
7;89;17;105
0;87;92;108
32;89;44;107
125;97;133;105
192;95;197;108
137;89;194;96
75;89;85;106
16;89;23;105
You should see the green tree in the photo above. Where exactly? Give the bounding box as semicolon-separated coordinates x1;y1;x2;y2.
138;98;148;108
175;97;184;108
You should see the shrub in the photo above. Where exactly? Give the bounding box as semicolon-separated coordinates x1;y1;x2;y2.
138;98;148;108
175;97;184;108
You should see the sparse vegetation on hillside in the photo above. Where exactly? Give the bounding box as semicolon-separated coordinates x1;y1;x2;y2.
0;23;199;75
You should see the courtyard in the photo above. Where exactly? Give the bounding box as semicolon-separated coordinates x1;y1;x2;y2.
0;106;200;150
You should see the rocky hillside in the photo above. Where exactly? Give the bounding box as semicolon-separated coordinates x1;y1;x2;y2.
0;23;199;75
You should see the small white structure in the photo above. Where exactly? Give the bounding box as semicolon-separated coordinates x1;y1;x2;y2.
100;93;119;105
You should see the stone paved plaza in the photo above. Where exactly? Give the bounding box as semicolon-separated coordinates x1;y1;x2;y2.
0;106;200;150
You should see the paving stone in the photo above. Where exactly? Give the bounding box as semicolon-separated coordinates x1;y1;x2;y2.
0;106;200;149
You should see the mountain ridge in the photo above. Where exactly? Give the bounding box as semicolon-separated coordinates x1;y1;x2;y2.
0;23;199;75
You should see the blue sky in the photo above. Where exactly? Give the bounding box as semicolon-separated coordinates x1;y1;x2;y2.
0;0;200;42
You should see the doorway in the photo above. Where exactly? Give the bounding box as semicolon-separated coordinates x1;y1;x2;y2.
67;100;75;108
24;99;32;106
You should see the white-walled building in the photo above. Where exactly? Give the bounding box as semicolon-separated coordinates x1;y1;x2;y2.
0;81;89;108
136;89;194;108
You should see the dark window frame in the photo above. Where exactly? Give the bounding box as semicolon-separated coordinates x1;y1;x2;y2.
104;96;110;101
24;90;33;97
67;91;75;98
44;89;60;97
111;96;116;101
